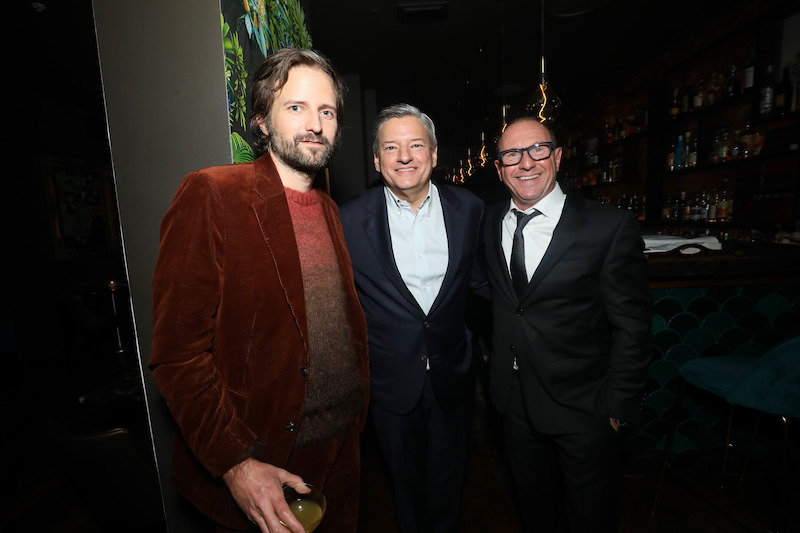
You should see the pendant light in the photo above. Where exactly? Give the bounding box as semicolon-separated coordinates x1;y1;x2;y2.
526;0;562;122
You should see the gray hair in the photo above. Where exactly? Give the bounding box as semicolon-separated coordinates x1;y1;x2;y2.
372;103;438;155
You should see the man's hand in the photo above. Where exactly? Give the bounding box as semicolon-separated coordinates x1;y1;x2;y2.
222;458;307;532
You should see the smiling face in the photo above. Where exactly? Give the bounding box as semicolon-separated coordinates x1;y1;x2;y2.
495;119;562;211
258;65;339;186
374;116;438;208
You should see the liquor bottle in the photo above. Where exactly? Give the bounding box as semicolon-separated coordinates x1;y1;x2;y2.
758;65;776;121
743;50;755;91
680;85;690;113
674;134;685;170
671;192;682;222
679;191;691;222
639;195;646;222
698;189;709;222
662;193;673;221
667;136;676;171
689;192;702;222
670;88;680;116
693;79;705;109
717;126;730;162
724;65;740;97
775;66;792;117
687;133;698;167
716;182;730;223
729;131;741;159
707;189;718;223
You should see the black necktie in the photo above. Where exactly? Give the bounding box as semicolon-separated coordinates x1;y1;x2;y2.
510;209;541;297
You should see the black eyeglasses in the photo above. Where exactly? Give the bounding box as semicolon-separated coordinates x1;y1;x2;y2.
497;142;556;166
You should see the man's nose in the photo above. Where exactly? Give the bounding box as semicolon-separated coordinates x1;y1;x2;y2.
518;149;536;168
306;113;322;133
397;146;412;162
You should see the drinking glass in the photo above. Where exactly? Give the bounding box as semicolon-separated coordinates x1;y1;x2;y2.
281;483;326;532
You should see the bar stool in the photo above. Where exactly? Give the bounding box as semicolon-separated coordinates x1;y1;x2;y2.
651;335;800;532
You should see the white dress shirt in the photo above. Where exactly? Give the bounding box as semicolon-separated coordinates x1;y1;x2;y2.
385;182;449;315
501;183;566;282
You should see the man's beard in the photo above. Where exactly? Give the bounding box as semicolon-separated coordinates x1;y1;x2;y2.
267;120;336;175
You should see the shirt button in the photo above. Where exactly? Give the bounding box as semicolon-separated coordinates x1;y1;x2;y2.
300;367;309;377
285;422;296;432
510;344;516;351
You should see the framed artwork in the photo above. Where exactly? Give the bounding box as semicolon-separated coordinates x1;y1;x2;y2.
42;156;120;259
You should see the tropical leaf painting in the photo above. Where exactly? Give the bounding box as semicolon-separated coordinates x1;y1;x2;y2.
222;0;313;163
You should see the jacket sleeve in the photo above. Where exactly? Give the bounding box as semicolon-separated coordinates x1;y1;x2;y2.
599;211;653;422
149;171;256;478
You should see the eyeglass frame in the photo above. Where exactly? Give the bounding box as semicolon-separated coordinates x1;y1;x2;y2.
497;141;557;166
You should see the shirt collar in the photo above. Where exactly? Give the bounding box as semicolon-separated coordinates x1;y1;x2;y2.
506;182;566;220
384;181;437;217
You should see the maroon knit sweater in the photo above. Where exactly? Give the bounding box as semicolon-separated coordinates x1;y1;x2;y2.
285;187;363;447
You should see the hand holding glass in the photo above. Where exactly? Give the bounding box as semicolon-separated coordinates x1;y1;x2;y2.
281;483;326;532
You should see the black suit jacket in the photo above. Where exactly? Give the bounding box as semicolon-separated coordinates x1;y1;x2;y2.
484;194;653;434
339;182;489;415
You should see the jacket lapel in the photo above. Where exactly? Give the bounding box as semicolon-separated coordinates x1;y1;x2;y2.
249;155;308;347
487;202;517;303
360;187;421;311
428;184;463;315
522;195;584;299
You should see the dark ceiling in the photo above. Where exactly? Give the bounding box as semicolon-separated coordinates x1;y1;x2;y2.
309;0;796;167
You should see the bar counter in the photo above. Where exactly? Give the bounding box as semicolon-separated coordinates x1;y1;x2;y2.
644;238;800;287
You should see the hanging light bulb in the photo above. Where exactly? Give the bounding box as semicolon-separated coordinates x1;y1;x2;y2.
527;56;562;122
525;0;562;123
478;132;488;168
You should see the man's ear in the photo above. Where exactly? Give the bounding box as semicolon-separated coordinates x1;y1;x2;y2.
256;116;269;137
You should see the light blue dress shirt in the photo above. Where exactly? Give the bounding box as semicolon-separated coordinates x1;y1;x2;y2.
384;182;449;316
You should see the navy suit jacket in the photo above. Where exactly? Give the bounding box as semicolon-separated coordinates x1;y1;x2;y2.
484;194;653;434
339;182;489;415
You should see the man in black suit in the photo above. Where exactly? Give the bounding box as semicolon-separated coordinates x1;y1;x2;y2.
339;103;489;533
484;116;652;532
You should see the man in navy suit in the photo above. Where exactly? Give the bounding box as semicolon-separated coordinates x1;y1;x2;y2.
484;117;652;532
339;103;489;533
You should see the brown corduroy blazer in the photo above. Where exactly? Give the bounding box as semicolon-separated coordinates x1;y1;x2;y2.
149;153;369;529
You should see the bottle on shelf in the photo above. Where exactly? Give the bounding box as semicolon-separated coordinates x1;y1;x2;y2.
674;134;685;170
707;188;718;223
729;130;741;159
687;132;698;167
669;88;680;116
716;181;731;223
667;136;676;171
693;79;705;109
679;191;691;222
775;66;792;117
758;64;776;121
680;85;690;114
662;192;673;221
743;49;755;91
716;125;730;162
724;64;741;97
707;68;722;106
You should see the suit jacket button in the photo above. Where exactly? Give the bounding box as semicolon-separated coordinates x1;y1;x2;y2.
516;307;524;316
300;367;309;377
286;421;296;432
424;320;431;328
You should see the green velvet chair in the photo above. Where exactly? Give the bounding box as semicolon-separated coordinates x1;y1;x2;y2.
651;335;800;532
